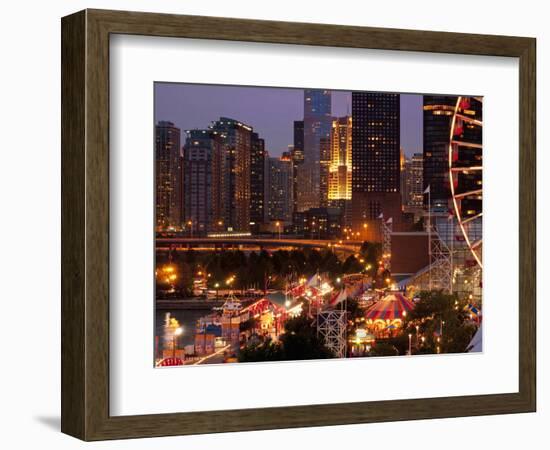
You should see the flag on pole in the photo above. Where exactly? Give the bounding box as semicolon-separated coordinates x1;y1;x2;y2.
423;185;430;194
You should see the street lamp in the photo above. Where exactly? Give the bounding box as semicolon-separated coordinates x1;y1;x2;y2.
275;221;281;240
214;282;220;299
408;333;412;356
173;327;183;358
187;220;193;238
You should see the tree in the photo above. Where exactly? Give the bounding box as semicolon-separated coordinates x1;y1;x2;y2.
370;343;399;357
342;255;362;274
402;290;478;354
345;297;364;322
280;313;334;360
238;339;284;362
238;312;334;362
360;241;382;274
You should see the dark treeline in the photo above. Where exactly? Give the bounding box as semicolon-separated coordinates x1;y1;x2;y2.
156;242;383;297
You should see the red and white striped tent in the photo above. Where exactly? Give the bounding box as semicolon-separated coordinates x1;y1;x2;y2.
365;292;415;321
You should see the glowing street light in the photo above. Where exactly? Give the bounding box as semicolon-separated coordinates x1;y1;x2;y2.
172;326;183;358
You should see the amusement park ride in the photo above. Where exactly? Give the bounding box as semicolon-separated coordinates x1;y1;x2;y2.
403;96;483;300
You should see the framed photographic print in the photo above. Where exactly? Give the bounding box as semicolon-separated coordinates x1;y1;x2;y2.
61;9;536;441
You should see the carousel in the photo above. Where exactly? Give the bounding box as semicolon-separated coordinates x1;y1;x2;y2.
365;291;415;337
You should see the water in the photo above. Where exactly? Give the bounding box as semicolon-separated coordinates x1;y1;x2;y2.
154;291;287;353
154;309;210;348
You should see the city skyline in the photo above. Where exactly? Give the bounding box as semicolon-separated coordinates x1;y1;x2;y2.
155;83;423;157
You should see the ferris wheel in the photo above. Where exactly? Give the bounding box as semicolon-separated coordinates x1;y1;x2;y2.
448;96;483;269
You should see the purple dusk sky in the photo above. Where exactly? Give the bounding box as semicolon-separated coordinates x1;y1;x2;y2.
155;83;423;157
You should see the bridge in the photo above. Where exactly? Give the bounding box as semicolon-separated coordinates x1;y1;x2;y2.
156;237;362;256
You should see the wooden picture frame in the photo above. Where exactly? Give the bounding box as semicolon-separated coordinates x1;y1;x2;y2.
61;9;536;441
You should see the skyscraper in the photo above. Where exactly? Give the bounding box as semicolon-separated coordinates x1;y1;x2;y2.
155;121;182;230
293;120;304;160
266;154;294;223
250;132;266;230
402;153;424;214
292;120;304;213
319;137;331;208
328;116;352;202
296;90;332;212
351;92;401;238
210;117;253;232
182;129;218;234
450;97;483;220
328;116;352;227
423;96;457;211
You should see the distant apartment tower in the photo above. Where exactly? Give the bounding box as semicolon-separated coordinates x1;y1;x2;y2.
250;132;266;229
266;153;294;223
328;116;352;201
293;120;304;160
291;120;305;213
155;121;182;230
319;137;331;208
210;117;253;232
423;96;457;211
450;97;483;220
296;90;332;212
328;116;352;227
182;130;218;234
402;153;424;212
351;92;401;238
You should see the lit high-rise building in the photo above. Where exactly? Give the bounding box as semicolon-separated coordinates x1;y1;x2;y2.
293;120;304;160
291;120;304;213
182;130;219;234
296;90;332;212
155;121;182;230
210;117;253;232
328;116;352;228
319;137;331;208
450;97;483;219
423;96;457;211
328;116;352;201
250;132;266;230
402;153;424;213
351;92;401;238
266;153;294;223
